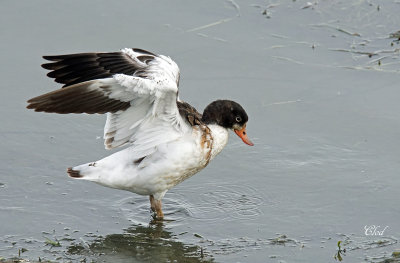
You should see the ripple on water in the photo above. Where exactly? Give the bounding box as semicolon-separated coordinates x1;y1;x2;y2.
115;182;270;223
203;234;304;255
174;182;270;222
116;195;192;225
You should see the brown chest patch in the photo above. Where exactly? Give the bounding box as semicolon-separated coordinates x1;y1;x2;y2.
198;124;213;166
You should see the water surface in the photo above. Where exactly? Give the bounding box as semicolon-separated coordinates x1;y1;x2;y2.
1;0;399;262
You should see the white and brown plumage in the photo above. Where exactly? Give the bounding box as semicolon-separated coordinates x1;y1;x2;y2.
27;48;253;219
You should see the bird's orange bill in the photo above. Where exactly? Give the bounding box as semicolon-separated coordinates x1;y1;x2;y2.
234;125;254;146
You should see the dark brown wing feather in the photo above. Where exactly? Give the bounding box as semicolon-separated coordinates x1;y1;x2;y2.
177;101;204;126
26;82;130;114
42;49;156;88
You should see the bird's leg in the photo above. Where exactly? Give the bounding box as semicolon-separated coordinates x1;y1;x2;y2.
149;195;156;213
154;199;164;219
150;191;166;220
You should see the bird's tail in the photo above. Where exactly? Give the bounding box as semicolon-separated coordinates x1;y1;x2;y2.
67;162;101;181
67;167;83;178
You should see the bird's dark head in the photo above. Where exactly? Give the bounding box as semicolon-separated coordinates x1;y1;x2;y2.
201;100;253;146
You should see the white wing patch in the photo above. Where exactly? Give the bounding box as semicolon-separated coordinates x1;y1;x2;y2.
104;97;152;149
121;48;180;87
102;50;188;153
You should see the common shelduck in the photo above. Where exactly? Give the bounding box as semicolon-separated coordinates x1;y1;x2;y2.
27;48;253;219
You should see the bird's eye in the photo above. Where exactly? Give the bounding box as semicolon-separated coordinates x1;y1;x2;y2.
235;116;242;122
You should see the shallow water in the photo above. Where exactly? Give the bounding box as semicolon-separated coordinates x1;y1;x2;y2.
1;0;400;262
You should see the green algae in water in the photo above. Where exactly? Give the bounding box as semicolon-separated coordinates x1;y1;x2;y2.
334;241;346;262
44;238;61;247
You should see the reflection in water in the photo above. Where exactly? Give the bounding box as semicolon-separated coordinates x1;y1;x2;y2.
67;221;214;263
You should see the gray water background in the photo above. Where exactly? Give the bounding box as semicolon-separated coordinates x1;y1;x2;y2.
0;0;399;262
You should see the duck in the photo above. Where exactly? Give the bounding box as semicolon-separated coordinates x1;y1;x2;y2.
27;48;253;219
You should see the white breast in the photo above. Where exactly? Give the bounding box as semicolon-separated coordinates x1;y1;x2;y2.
208;124;229;160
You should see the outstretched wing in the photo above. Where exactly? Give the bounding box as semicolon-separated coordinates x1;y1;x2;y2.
27;48;189;153
41;48;159;88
